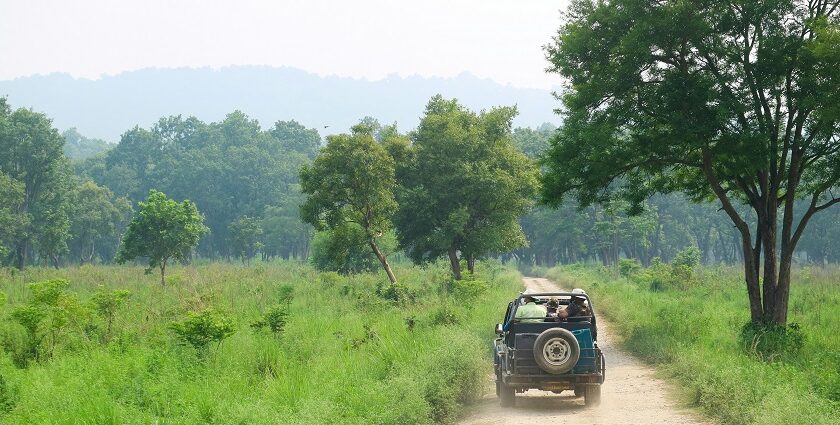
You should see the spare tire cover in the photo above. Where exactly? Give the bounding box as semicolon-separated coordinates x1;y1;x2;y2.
533;328;580;374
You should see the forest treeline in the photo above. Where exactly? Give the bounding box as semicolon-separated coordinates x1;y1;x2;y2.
2;96;840;271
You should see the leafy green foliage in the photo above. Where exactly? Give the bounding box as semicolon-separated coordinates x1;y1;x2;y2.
227;216;263;264
0;173;27;260
82;112;317;261
4;279;87;366
309;224;396;275
740;321;805;361
251;305;290;335
0;98;72;269
548;265;838;424
170;309;235;351
68;180;127;264
62;128;111;160
116;190;208;285
395;96;539;278
618;258;642;278
300;125;399;282
90;287;130;343
543;0;840;324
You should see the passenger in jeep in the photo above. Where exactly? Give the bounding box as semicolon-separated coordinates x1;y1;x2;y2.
556;292;590;321
515;295;548;323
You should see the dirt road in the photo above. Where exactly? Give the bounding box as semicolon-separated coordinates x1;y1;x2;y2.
459;277;711;425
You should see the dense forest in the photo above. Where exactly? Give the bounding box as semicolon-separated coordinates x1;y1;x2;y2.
2;95;840;271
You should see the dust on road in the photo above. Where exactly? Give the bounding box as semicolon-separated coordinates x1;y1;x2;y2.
459;277;712;425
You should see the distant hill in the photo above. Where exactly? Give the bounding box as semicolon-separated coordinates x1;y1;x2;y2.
0;66;561;142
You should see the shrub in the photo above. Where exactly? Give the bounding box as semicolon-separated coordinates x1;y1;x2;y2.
673;246;702;269
171;309;235;351
619;258;642;277
376;281;416;304
90;287;130;343
4;279;88;366
251;305;289;335
0;374;15;413
452;274;488;298
739;320;805;361
430;304;462;326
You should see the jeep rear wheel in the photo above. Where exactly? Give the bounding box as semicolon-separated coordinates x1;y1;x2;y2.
498;382;515;407
584;385;601;406
533;328;580;374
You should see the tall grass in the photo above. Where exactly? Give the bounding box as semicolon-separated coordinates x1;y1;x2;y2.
0;261;521;424
547;263;840;425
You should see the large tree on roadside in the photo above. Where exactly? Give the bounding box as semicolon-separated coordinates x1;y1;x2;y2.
543;0;840;324
300;125;399;284
396;96;540;279
116;190;208;285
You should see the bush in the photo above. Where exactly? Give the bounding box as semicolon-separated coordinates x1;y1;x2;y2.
673;246;702;269
171;309;236;351
90;287;130;343
451;274;488;299
251;305;289;335
4;279;88;366
619;258;642;277
377;281;416;304
739;320;805;361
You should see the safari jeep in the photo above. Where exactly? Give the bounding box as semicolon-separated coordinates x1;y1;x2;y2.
493;291;605;407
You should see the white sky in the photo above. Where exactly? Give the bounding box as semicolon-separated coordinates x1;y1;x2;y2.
0;0;569;90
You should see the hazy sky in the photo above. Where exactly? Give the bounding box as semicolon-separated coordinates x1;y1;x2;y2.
0;0;569;89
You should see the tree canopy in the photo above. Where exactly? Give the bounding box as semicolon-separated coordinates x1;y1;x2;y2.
395;96;540;279
543;0;840;324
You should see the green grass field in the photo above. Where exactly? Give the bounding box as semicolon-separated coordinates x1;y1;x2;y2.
546;263;840;425
0;261;521;424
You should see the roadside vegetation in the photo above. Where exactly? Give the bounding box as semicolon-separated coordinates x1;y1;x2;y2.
0;261;520;424
545;260;839;425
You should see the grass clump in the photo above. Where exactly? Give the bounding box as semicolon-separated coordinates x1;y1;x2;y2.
547;263;840;424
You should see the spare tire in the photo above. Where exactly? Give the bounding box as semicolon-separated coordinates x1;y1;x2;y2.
533;328;580;374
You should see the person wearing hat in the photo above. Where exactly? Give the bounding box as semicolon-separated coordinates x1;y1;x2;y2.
515;292;548;323
557;288;590;320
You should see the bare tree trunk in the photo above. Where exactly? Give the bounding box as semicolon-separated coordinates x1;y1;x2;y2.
160;260;167;286
368;239;397;284
467;254;475;274
15;242;27;271
447;246;462;280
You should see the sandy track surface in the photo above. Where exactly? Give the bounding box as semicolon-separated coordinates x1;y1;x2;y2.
459;277;712;425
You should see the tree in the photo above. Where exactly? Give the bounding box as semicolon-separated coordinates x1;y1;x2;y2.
300;125;399;283
261;192;313;261
395;96;540;279
116;190;208;285
0;99;73;269
543;0;840;324
228;216;263;264
69;181;120;264
270;120;322;159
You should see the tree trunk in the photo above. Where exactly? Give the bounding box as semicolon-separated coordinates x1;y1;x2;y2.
467;254;476;274
448;246;462;280
368;239;397;284
15;242;27;271
160;260;167;286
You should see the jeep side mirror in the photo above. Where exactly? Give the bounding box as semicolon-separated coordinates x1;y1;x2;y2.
495;323;504;335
